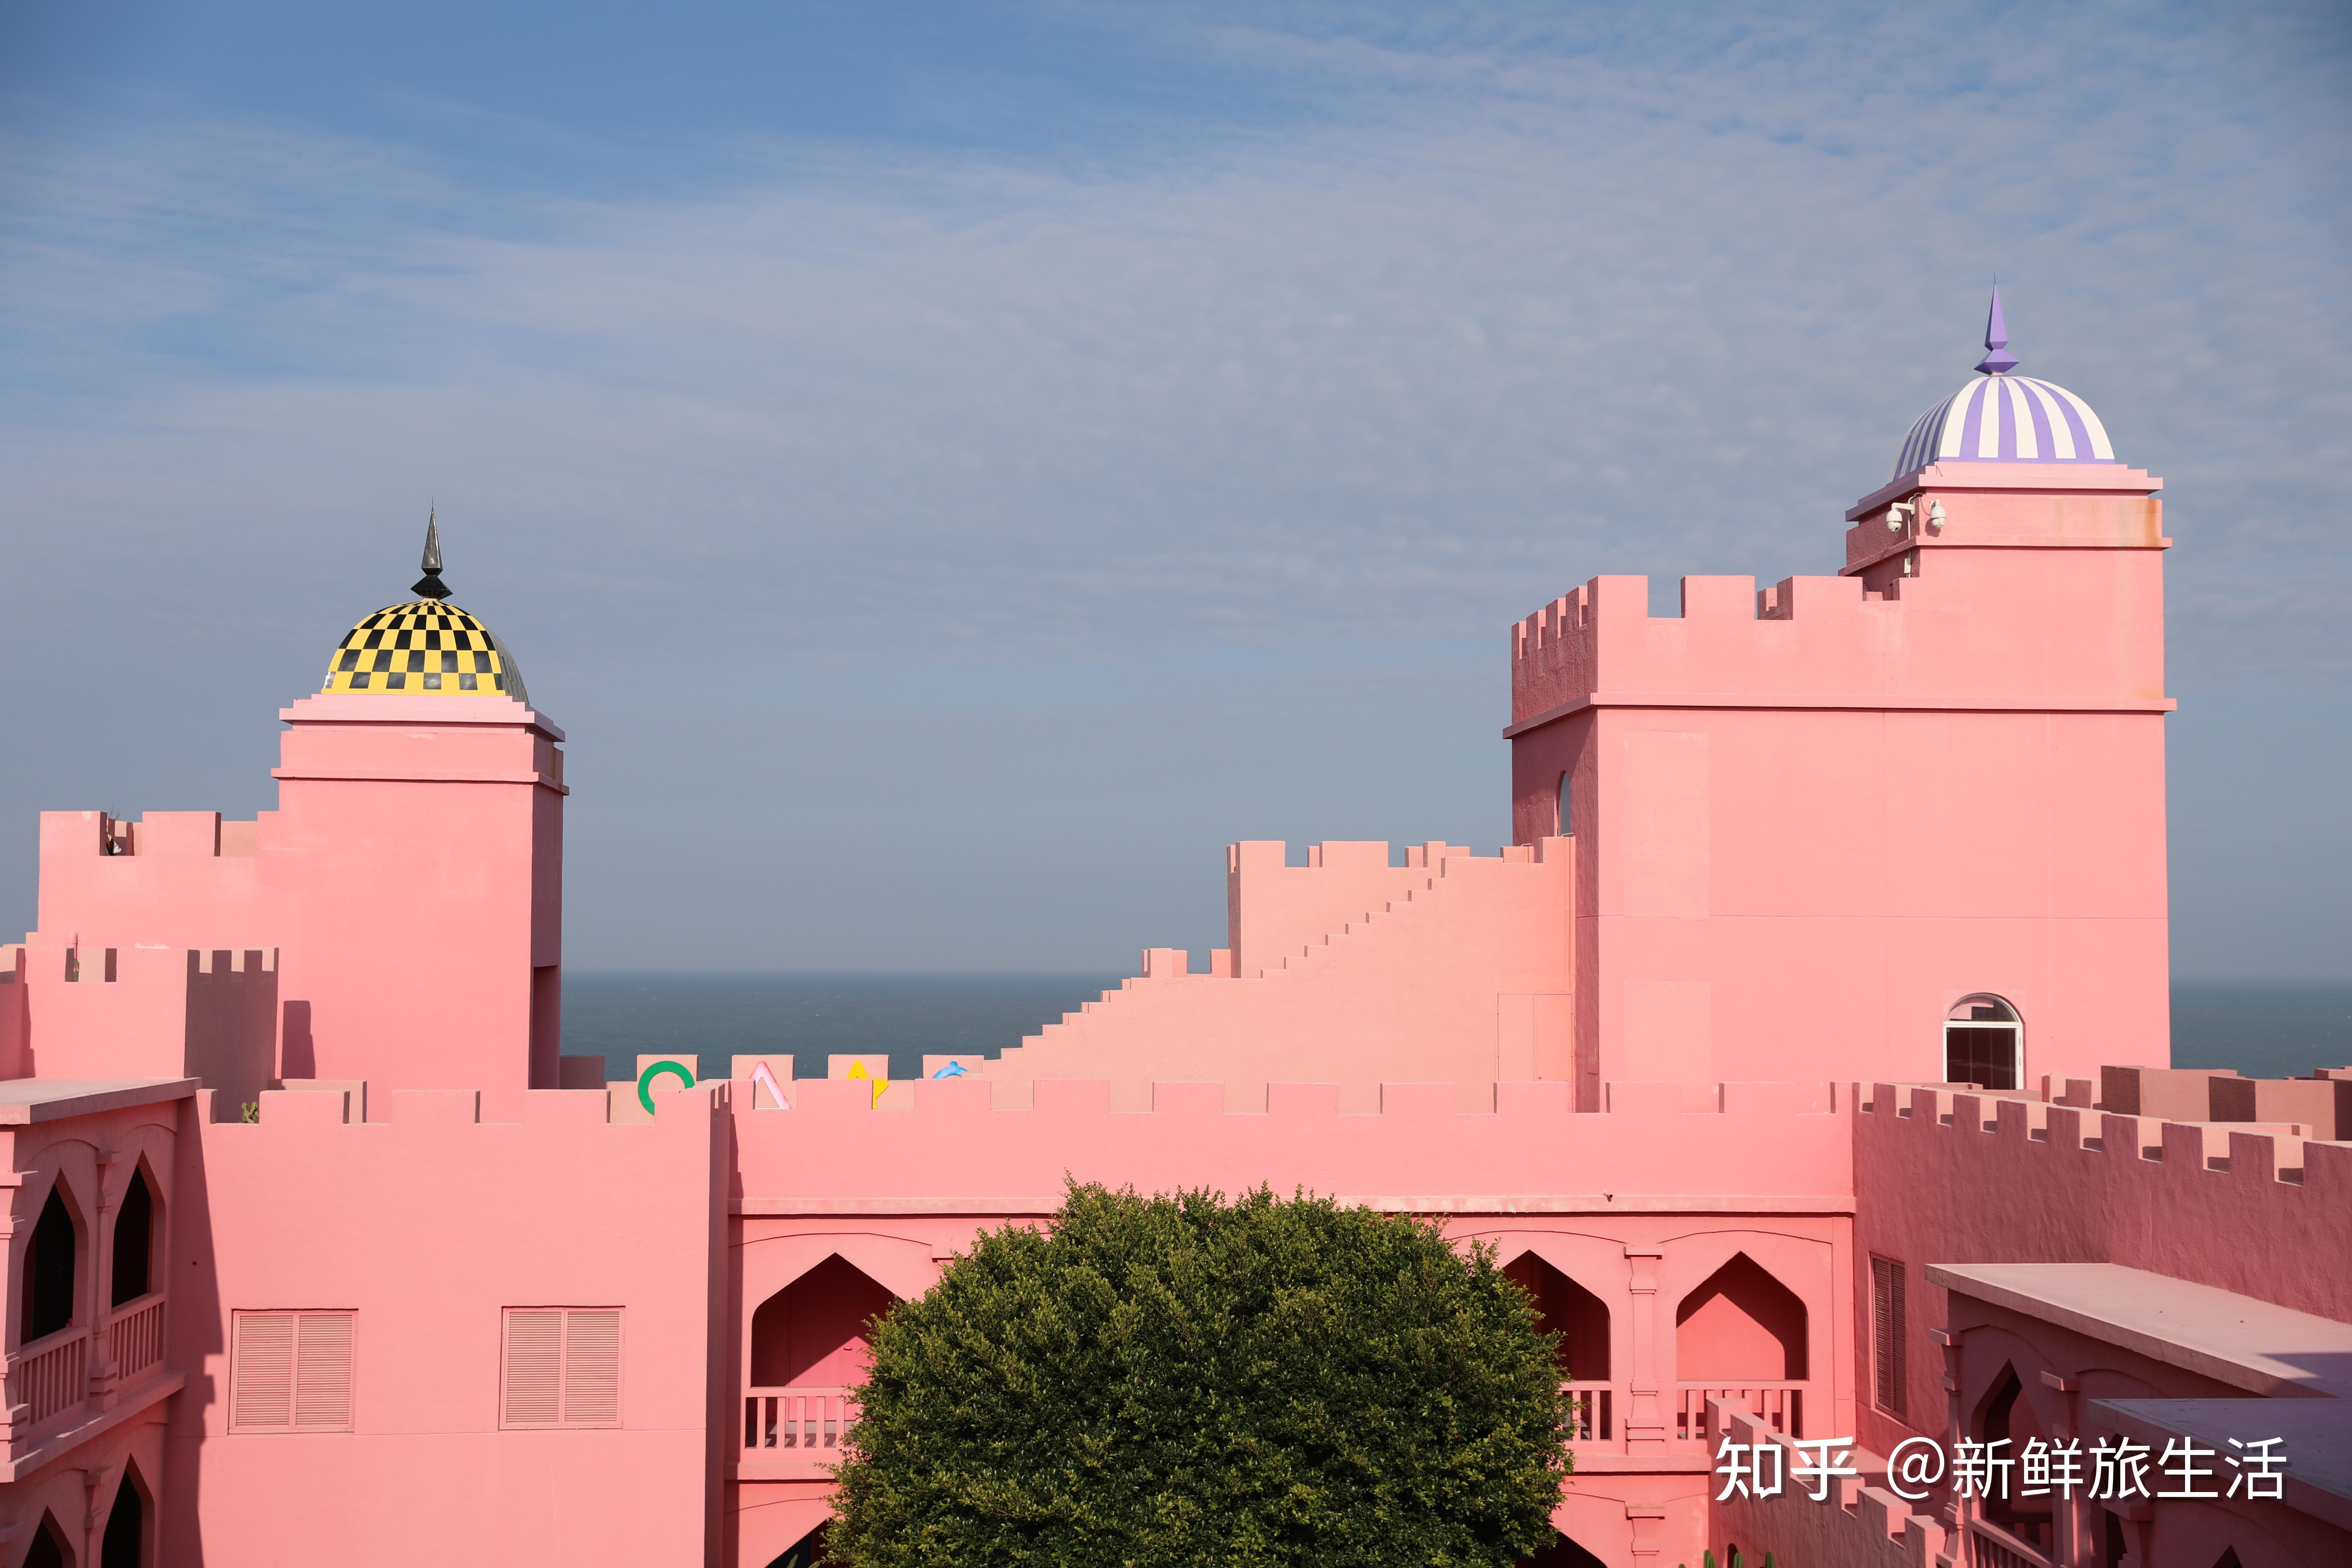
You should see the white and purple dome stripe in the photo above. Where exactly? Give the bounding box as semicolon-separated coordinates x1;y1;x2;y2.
1892;374;2116;478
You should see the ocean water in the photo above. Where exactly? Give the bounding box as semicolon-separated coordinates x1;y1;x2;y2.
2170;979;2352;1078
563;973;2352;1088
562;971;1122;1087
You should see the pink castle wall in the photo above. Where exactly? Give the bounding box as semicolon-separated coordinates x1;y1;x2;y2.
1704;1079;2352;1568
164;1084;722;1566
29;694;566;1100
984;838;1574;1112
1851;1083;2352;1461
1;944;276;1113
719;1069;1859;1568
1506;462;2171;1103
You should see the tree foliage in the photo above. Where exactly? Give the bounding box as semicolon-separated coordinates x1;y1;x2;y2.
829;1182;1570;1567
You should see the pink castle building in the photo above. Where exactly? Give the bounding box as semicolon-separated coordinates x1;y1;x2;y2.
0;294;2343;1567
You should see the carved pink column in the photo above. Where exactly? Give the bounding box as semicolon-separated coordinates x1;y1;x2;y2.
2042;1370;2083;1566
0;1177;29;1461
80;1463;111;1567
86;1152;119;1410
1624;1247;1665;1453
1932;1326;1966;1540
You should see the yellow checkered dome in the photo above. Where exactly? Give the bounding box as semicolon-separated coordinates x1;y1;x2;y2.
320;600;530;703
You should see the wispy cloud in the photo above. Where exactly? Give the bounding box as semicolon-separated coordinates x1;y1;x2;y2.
2;0;2346;968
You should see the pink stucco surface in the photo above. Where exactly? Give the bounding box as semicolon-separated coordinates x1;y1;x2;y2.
161;1085;722;1565
1506;461;2171;1105
1853;1085;2352;1463
719;1072;1855;1567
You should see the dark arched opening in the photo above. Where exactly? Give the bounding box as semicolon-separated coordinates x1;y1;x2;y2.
1519;1529;1606;1567
1946;994;2022;1091
1674;1252;1809;1438
1503;1253;1609;1379
1504;1251;1614;1440
1676;1253;1807;1380
24;1511;71;1568
744;1257;898;1454
113;1168;154;1306
1976;1364;2053;1553
102;1463;147;1568
24;1183;79;1343
764;1520;830;1568
751;1255;897;1387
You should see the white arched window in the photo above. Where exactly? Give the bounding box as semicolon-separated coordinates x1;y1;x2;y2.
1945;995;2022;1091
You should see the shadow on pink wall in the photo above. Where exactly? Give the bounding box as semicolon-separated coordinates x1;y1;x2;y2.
1676;1252;1808;1381
749;1256;895;1387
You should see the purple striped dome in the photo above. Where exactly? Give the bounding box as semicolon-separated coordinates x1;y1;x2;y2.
1891;285;2119;479
1891;373;2117;479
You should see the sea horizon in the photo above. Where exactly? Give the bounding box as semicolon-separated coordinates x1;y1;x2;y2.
562;971;2352;1090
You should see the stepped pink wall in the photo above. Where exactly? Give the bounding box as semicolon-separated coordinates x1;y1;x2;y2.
985;839;1574;1112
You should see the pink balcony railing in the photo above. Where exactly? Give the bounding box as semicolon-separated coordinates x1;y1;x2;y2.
14;1328;90;1426
1676;1382;1805;1443
1562;1381;1614;1444
107;1295;167;1382
744;1386;859;1454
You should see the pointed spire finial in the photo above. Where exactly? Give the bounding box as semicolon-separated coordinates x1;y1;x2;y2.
412;505;452;600
1975;280;2019;374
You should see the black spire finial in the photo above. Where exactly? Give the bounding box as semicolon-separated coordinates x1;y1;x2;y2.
412;506;451;600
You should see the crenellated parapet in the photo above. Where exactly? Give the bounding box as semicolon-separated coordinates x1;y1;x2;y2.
0;944;276;1110
1707;1404;1943;1568
951;840;1576;1110
1854;1072;2352;1453
1502;447;2175;1094
1511;461;2168;737
721;1069;1853;1215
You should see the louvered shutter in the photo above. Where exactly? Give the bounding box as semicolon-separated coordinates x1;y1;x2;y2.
1888;1261;1907;1417
1870;1258;1906;1418
231;1312;294;1430
504;1309;563;1426
561;1310;621;1426
232;1310;354;1432
294;1311;355;1429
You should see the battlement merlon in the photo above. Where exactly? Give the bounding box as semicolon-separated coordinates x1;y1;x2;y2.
35;810;266;863
1509;467;2170;734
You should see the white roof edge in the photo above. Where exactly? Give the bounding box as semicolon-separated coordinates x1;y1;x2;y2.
1928;1261;2352;1401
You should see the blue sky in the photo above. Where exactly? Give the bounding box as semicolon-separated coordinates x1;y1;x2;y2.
3;0;2347;975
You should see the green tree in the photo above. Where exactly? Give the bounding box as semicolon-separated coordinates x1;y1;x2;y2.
830;1181;1571;1567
